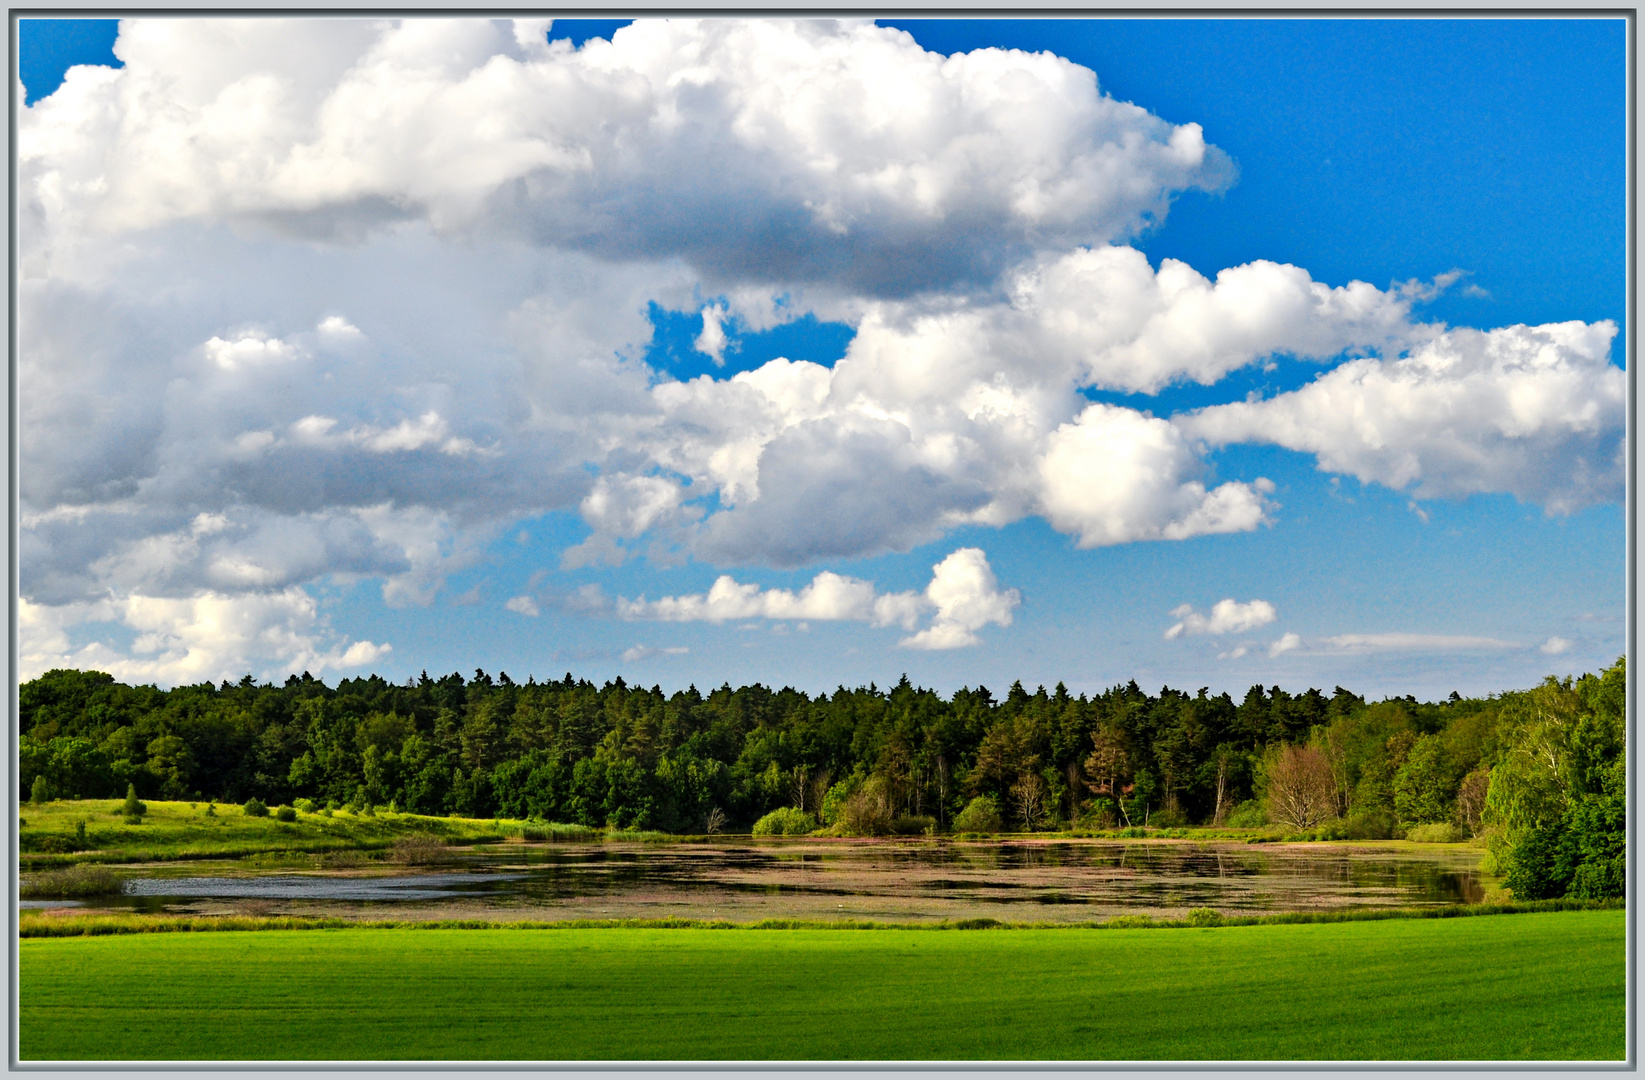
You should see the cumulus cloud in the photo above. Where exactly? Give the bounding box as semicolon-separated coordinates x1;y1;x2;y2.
1164;598;1277;639
1180;321;1625;513
505;595;540;617
1540;636;1573;655
19;589;389;685
617;545;1016;649
23;19;1232;292
1268;631;1302;657
694;303;731;365
900;547;1021;650
14;17;1624;676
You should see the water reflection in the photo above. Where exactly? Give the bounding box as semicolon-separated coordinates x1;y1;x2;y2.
49;839;1487;923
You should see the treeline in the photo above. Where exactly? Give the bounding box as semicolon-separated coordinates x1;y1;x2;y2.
19;659;1624;900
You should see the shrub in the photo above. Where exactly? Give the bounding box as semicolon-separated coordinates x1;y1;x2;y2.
752;807;817;837
292;798;317;814
835;777;895;836
121;783;146;821
30;775;49;805
390;833;457;865
952;796;1003;834
21;834;77;853
242;798;268;818
1148;808;1188;829
274;805;297;822
890;815;936;836
1346;809;1396;840
520;822;596;842
1314;818;1349;841
1407;822;1464;843
1186;907;1224;927
1105;914;1154;929
21;864;123;898
74;821;87;849
1225;800;1266;828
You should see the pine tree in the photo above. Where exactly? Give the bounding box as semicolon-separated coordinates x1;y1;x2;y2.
122;783;146;822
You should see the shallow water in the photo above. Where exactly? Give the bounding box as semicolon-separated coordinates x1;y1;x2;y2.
26;838;1488;924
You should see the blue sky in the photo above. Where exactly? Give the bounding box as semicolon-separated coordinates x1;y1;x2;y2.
16;17;1626;699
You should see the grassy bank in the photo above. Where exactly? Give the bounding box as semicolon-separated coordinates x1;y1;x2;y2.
17;896;1616;937
18;799;567;865
19;910;1623;1061
19;799;1480;866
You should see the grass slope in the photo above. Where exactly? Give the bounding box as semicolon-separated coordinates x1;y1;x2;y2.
20;911;1623;1061
18;800;525;864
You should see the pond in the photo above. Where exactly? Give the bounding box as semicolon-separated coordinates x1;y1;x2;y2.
23;837;1489;924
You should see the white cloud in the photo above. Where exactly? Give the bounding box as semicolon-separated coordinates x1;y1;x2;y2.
1320;633;1519;654
1041;405;1275;548
23;19;1231;291
1180;321;1624;513
13;16;1624;658
618;568;917;626
1164;597;1277;639
504;595;540;617
620;644;690;663
900;547;1021;650
19;589;389;685
1268;631;1302;657
694;303;730;365
617;545;1016;649
1540;636;1573;655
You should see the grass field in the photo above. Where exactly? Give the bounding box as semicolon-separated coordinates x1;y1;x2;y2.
19;910;1623;1061
18;799;541;864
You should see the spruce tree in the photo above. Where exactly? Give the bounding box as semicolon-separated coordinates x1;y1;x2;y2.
122;783;146;822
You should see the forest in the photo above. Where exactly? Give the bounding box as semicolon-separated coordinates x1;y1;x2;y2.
19;658;1625;902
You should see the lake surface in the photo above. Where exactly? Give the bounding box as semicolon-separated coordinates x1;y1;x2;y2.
26;838;1489;924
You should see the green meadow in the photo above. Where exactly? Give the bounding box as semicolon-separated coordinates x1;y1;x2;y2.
19;910;1624;1061
18;798;534;865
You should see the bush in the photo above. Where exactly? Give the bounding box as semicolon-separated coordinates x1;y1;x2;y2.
390;833;457;865
890;815;936;836
1346;809;1396;840
952;796;1003;834
273;805;297;822
1314;818;1349;841
30;775;49;805
21;864;123;898
1225;800;1266;828
121;783;146;821
1148;808;1188;829
835;777;895;836
242;798;268;818
1105;914;1154;929
752;806;817;837
518;822;597;843
1186;907;1224;927
1407;822;1464;843
292;798;317;814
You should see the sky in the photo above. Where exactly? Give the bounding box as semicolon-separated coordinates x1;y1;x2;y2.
14;17;1628;700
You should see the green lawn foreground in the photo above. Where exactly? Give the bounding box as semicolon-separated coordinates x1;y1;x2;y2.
20;910;1623;1062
